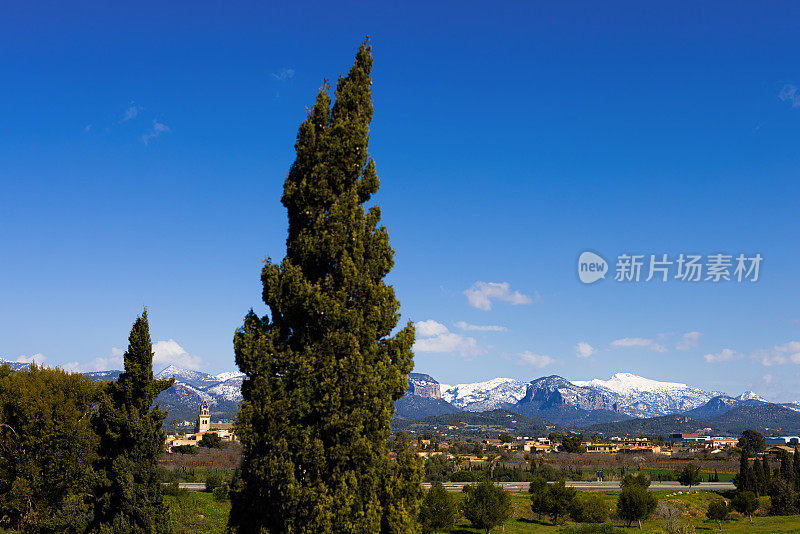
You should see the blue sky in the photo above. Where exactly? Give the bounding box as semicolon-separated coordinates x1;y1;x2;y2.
2;2;799;400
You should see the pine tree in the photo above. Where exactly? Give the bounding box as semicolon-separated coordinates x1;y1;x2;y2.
90;310;174;533
228;40;418;533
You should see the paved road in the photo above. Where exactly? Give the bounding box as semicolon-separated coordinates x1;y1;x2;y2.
174;481;735;493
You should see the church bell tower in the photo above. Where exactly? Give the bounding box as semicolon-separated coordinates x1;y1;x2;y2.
196;398;210;433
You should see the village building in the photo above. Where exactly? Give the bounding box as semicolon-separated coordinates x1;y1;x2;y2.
165;398;237;450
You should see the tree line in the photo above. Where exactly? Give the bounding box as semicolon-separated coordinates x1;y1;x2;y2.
0;310;173;532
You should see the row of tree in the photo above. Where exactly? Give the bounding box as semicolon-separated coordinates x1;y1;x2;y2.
733;429;800;516
0;311;173;532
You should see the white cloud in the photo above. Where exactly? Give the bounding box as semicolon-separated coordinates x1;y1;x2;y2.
517;351;557;368
779;84;800;108
763;374;774;384
152;339;204;370
610;337;667;353
575;342;595;359
142;119;170;145
455;321;508;332
676;331;702;351
413;320;483;357
272;68;295;81
14;353;46;364
752;341;800;366
704;348;743;363
416;320;449;338
121;103;142;123
464;281;535;311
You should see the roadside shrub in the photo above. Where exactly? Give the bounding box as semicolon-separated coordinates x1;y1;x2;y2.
419;482;458;533
570;494;608;523
461;480;511;533
706;500;728;529
212;484;229;502
163;481;185;496
205;472;223;492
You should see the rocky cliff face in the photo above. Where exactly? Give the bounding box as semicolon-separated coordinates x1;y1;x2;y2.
520;375;618;412
407;373;442;399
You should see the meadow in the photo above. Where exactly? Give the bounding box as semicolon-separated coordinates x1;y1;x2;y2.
165;489;800;533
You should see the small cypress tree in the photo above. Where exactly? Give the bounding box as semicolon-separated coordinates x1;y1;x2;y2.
780;450;793;482
90;310;174;533
228;40;418;533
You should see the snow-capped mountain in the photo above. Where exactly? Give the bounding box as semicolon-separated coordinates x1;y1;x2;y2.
737;391;767;402
155;365;221;389
572;372;719;418
440;378;528;411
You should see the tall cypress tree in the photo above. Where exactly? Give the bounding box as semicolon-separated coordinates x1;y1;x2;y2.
763;455;772;491
90;310;174;533
793;446;800;490
228;40;418;533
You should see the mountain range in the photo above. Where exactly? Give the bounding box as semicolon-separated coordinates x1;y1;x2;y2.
3;357;799;436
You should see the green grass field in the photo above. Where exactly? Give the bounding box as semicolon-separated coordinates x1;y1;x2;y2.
165;489;800;533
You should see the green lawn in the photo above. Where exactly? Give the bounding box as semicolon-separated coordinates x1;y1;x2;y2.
165;490;800;533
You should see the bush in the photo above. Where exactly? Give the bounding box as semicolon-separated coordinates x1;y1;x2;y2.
172;444;198;455
620;473;650;489
462;479;511;533
706;500;728;529
616;485;657;528
163;481;184;496
768;478;798;516
419;482;458;533
198;433;224;449
212;484;229;502
205;472;223;492
731;490;758;522
559;525;624;534
570;494;608;523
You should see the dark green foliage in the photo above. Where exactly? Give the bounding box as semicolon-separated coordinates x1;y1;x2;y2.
559;435;586;453
620;473;651;489
753;458;765;494
547;479;578;524
731;490;758;522
228;40;419;533
0;363;102;531
706;500;728;529
780;450;794;483
762;455;771;490
529;476;551;520
418;483;458;533
738;429;766;453
768;478;799;515
424;453;453;483
559;525;624;534
172;444;198;455
677;463;702;488
163;482;184;497
461;479;511;533
498;433;514;443
198;432;223;448
212;485;230;502
205;472;223;492
616;485;657;529
569;494;608;523
90;310;175;533
795;446;800;490
733;448;756;494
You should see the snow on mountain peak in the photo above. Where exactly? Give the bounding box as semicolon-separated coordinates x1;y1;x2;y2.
737;390;766;402
441;377;527;411
215;371;245;381
573;372;689;394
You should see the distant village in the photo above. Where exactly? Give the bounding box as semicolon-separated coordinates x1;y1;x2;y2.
165;399;238;450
